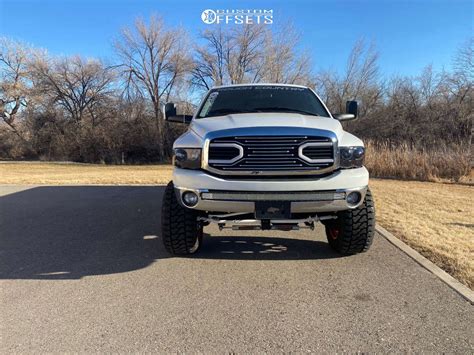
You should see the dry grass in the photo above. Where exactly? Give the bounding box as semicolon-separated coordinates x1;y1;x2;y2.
370;179;474;289
365;141;471;182
1;162;472;288
0;162;173;185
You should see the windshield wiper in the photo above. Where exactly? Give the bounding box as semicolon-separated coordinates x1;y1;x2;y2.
254;107;319;116
206;108;252;117
205;107;320;117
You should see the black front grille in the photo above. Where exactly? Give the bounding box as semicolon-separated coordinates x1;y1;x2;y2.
209;146;240;160
301;145;334;159
207;135;335;173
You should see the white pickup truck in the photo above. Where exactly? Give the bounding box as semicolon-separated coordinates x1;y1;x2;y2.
161;84;375;255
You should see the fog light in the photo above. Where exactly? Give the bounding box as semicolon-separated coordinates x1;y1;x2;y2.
346;191;361;205
182;191;199;207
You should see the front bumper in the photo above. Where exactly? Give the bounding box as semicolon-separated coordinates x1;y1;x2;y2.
173;167;369;214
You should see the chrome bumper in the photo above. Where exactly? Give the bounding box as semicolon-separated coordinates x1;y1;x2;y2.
174;186;368;213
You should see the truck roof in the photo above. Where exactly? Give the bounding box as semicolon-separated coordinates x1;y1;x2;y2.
211;83;309;90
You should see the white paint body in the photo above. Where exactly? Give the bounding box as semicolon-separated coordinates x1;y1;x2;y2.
171;84;369;213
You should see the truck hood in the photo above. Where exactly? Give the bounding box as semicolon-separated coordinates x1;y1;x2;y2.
190;113;343;138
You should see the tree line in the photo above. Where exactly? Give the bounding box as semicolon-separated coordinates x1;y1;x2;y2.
0;15;472;163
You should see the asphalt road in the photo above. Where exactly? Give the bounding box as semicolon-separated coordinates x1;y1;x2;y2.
1;185;473;352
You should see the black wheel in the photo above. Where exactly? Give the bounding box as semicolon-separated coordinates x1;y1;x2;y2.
325;189;375;255
161;181;203;255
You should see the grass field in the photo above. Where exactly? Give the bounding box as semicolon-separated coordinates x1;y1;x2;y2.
369;180;473;289
0;162;174;185
1;162;472;289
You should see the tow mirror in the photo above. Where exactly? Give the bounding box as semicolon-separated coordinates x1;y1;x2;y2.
163;102;193;124
164;102;176;119
346;100;358;118
333;101;358;121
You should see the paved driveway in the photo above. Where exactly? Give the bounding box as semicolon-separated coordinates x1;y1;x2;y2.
0;185;472;352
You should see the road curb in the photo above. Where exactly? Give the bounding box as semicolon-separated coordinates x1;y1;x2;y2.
376;224;474;304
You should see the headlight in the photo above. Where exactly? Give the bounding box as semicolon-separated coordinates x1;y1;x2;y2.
173;148;201;169
339;146;365;168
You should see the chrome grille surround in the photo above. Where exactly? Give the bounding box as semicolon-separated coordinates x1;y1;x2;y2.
202;127;338;176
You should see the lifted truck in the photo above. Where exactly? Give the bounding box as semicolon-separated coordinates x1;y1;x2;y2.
161;84;375;255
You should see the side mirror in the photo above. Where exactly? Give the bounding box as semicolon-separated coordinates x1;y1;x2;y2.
164;102;176;119
333;100;358;121
346;100;358;118
163;102;193;124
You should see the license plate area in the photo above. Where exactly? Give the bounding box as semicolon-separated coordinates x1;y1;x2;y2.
255;201;291;219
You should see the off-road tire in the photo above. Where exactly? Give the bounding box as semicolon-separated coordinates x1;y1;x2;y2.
325;189;375;255
161;181;203;255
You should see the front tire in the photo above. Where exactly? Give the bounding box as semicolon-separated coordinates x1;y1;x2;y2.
161;181;203;255
325;189;375;255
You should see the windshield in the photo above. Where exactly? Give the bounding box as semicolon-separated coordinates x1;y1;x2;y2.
197;85;330;118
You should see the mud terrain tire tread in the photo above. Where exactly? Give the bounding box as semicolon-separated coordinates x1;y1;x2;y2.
325;189;375;255
161;181;202;255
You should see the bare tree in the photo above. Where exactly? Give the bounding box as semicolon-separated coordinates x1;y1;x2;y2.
191;25;265;89
192;23;313;90
114;15;191;155
315;39;381;116
451;38;473;152
453;37;473;86
31;55;116;125
1;30;472;165
0;37;32;138
226;25;266;84
191;27;228;90
258;24;312;84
